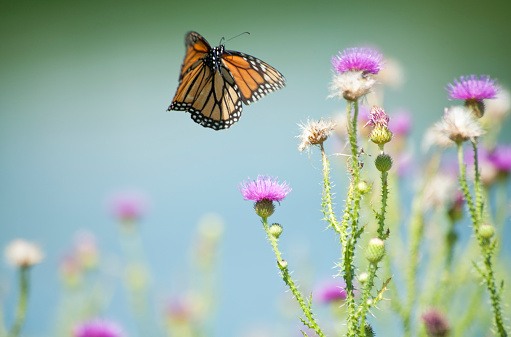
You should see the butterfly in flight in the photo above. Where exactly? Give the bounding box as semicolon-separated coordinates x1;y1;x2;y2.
167;31;286;130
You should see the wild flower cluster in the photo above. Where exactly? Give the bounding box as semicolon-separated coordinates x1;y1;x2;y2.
2;48;510;337
240;48;509;337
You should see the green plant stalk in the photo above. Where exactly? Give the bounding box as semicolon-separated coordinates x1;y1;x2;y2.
457;143;507;337
261;217;325;337
472;141;484;220
403;195;425;337
320;143;341;234
8;267;29;337
344;100;365;337
357;167;390;335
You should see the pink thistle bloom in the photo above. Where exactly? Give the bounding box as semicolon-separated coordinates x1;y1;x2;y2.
239;175;291;202
364;106;390;128
73;319;124;337
332;48;384;74
447;75;499;101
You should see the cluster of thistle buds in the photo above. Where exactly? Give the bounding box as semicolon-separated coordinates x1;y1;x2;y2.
365;106;393;172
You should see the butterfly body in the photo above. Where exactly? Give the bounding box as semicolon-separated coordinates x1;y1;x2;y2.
168;31;286;130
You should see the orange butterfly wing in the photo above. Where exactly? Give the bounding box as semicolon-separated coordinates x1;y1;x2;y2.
221;51;286;105
168;31;285;130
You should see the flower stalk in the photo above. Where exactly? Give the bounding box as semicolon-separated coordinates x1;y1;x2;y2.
261;217;325;337
8;267;29;337
456;142;507;337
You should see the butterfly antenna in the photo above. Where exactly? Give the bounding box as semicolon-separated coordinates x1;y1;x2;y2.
226;32;250;42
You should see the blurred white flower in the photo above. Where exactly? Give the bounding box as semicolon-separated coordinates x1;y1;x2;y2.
5;239;43;267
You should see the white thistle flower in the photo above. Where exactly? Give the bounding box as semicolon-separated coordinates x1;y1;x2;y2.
297;118;336;151
5;239;43;267
329;71;376;101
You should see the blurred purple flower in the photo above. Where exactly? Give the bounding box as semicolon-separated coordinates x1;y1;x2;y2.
488;144;511;173
390;110;412;137
332;48;384;74
447;75;499;101
315;279;347;303
73;319;123;337
421;309;450;337
239;175;291;202
109;191;147;222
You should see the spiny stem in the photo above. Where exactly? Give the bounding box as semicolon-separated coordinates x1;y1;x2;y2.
457;143;507;337
261;217;325;337
344;100;364;337
8;267;29;337
320;143;341;233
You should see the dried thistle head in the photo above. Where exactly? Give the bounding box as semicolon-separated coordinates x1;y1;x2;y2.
297;118;337;151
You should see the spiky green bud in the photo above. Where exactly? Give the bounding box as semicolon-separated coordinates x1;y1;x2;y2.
479;223;495;239
370;126;393;145
375;154;393;172
365;238;385;263
269;223;283;238
254;199;274;218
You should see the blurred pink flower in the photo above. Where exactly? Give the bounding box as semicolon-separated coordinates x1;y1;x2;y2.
109;191;147;222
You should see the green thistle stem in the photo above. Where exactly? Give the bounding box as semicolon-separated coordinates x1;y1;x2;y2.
8;267;29;337
472;141;484;220
357;163;390;335
357;263;378;336
344;100;364;337
457;143;507;337
261;217;325;337
320;143;341;233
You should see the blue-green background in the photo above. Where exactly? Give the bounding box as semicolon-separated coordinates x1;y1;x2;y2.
1;0;510;335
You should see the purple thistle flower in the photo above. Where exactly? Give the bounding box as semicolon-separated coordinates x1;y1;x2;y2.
447;75;499;101
364;106;390;128
73;319;124;337
332;48;384;74
488;144;511;173
239;175;291;202
316;280;348;303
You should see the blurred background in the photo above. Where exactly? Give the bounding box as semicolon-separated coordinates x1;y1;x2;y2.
1;0;510;336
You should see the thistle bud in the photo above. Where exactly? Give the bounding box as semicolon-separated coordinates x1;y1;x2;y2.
375;154;393;172
370;126;393;145
358;272;369;284
479;223;495;239
254;199;274;219
365;238;385;263
357;181;370;194
269;223;283;238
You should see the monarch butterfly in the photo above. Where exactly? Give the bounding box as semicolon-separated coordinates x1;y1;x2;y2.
167;31;286;130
